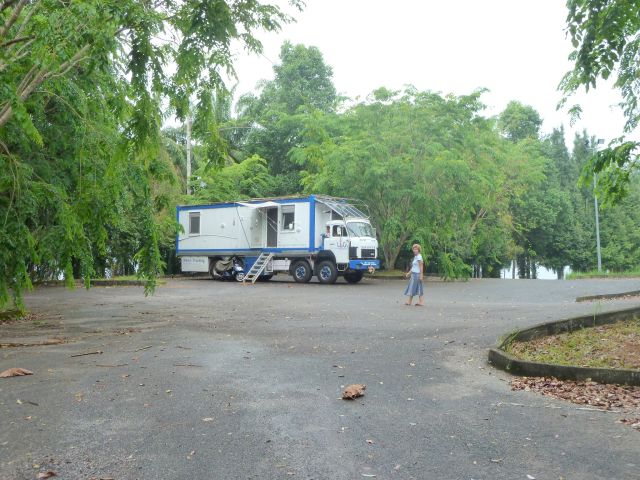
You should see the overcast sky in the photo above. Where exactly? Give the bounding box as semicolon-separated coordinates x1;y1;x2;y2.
230;0;633;149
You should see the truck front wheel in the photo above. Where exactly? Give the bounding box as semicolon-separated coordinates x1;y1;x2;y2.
317;260;338;284
344;271;364;284
291;260;312;283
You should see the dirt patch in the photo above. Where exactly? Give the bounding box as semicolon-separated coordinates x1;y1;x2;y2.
511;376;640;411
506;319;640;370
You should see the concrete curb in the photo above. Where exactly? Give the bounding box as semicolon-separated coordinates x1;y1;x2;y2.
576;290;640;302
488;305;640;386
89;279;146;287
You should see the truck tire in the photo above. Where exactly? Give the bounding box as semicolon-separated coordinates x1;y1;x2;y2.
291;260;312;283
344;271;364;284
317;260;338;284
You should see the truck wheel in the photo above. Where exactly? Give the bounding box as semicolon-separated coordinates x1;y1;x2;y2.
344;271;364;284
317;260;338;284
291;260;312;283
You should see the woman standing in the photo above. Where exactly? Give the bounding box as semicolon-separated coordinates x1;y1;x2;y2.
404;244;425;306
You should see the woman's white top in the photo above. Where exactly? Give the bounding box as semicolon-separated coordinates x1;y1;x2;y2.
411;254;423;273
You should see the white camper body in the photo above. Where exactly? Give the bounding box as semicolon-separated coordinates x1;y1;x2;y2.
176;195;380;284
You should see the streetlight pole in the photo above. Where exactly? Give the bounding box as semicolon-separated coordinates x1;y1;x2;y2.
593;138;605;272
186;113;192;195
593;172;602;272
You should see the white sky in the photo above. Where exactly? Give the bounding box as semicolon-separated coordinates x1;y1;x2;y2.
230;0;634;149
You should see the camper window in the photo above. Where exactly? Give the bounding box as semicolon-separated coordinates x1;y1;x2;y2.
189;212;200;235
282;205;295;230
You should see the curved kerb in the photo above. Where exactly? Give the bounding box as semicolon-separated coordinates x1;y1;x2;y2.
488;305;640;386
575;289;640;302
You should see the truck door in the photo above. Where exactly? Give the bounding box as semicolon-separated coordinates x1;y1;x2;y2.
325;225;349;263
267;207;278;247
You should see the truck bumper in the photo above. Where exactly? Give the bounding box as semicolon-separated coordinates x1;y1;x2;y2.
348;259;380;270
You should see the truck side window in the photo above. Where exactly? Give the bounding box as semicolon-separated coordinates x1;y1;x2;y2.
189;212;200;235
332;225;346;237
282;205;295;230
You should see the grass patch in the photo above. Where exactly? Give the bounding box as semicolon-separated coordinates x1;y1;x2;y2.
0;309;22;324
506;319;640;370
91;275;139;281
373;269;405;277
567;268;640;279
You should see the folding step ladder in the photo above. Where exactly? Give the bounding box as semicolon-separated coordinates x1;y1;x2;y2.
243;252;274;284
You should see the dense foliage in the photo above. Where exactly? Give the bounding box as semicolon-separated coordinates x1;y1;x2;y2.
0;0;299;308
561;0;640;204
2;1;639;309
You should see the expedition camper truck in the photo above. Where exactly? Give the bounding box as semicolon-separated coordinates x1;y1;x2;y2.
176;195;380;284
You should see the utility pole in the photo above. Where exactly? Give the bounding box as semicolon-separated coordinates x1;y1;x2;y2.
186;113;192;195
593;138;605;272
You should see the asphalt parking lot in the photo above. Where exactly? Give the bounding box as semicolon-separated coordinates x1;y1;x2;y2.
1;276;640;480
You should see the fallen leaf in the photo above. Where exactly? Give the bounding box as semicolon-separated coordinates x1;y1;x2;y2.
342;384;366;400
75;392;84;402
37;471;57;479
0;367;33;378
366;439;374;444
202;417;214;422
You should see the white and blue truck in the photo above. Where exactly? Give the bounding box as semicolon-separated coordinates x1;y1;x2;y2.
176;195;380;284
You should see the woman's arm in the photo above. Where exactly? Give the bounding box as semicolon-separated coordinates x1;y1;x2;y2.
419;259;424;280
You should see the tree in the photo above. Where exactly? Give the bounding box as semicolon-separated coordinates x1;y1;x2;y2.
561;0;640;204
498;101;543;143
296;87;534;278
0;1;301;309
237;41;338;193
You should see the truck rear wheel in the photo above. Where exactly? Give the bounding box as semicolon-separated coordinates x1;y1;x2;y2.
317;260;338;284
344;271;364;284
291;260;312;283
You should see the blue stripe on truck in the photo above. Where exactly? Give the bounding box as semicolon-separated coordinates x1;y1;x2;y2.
309;195;315;252
348;259;380;270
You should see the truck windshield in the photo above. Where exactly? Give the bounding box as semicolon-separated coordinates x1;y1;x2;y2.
346;221;375;238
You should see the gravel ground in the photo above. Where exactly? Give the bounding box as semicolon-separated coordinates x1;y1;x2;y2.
1;276;640;480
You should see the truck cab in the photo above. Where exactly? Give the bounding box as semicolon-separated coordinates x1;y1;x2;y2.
318;217;379;283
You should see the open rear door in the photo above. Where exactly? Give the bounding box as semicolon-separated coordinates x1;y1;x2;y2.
266;207;278;247
237;201;280;249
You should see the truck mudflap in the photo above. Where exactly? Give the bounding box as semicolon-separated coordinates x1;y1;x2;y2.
348;259;380;271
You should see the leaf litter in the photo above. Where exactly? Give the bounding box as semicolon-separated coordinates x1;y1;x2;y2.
511;376;640;431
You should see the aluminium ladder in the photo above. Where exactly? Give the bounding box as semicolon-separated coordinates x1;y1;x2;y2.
243;252;274;284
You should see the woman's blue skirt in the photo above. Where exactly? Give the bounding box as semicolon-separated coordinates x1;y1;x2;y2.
404;273;424;296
